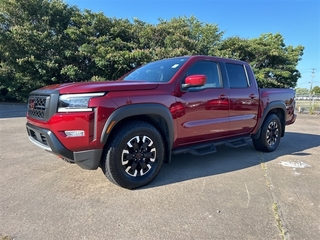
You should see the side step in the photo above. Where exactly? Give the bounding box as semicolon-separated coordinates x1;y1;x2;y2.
172;137;250;156
172;143;217;156
188;143;217;156
225;138;248;148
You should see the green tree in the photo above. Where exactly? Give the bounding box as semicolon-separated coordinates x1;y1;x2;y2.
65;15;223;80
217;33;304;88
0;0;79;101
0;0;304;102
311;86;320;94
295;87;310;95
155;16;223;56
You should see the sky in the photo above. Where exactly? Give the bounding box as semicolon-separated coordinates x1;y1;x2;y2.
66;0;320;89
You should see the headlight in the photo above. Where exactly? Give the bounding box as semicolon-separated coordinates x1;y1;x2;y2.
58;93;105;112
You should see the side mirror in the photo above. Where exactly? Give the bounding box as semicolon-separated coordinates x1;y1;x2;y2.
182;74;206;89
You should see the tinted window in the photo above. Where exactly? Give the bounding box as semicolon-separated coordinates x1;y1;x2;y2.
185;61;221;90
226;63;249;88
123;57;189;82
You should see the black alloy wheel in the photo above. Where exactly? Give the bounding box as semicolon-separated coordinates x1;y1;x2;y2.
121;135;157;177
266;120;279;147
102;121;164;189
252;114;282;152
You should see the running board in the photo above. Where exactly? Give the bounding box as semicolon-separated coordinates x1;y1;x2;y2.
172;136;250;156
225;138;248;148
188;143;217;156
172;143;217;156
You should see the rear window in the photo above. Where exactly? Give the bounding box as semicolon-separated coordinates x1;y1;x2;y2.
226;63;249;88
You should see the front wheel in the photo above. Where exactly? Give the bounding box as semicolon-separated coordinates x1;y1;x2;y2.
253;114;282;152
102;121;164;189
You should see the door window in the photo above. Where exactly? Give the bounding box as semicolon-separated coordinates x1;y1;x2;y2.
226;63;249;88
184;61;222;91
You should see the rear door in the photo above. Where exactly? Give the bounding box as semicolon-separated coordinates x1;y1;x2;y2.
225;62;259;135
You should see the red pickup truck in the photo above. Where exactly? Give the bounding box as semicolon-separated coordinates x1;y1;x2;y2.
26;56;296;189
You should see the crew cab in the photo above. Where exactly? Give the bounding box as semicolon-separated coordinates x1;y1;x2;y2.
26;56;296;189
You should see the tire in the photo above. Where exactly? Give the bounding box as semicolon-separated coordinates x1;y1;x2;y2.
252;114;282;152
101;121;164;189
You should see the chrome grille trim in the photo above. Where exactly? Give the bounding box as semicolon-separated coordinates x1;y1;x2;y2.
93;108;98;141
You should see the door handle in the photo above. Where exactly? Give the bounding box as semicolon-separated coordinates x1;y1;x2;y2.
249;94;256;99
218;94;227;100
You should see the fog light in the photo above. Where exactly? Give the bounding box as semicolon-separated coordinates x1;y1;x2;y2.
64;130;85;137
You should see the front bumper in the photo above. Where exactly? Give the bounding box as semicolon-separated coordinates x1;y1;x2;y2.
26;122;103;170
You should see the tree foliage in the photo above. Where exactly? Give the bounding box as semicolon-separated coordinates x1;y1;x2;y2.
0;0;304;102
295;87;310;95
0;0;78;101
216;34;304;88
311;86;320;94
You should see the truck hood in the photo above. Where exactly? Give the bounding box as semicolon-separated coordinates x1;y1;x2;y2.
39;80;159;94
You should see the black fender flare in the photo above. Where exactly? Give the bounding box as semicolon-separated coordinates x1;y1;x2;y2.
252;101;287;139
100;103;174;163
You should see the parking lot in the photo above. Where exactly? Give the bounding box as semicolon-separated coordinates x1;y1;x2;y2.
1;103;319;239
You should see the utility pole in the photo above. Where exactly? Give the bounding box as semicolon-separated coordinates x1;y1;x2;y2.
309;68;316;113
310;68;315;94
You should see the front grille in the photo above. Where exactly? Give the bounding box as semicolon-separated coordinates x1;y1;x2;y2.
28;95;49;120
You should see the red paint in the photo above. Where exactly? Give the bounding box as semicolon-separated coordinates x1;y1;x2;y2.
185;74;207;86
26;56;296;156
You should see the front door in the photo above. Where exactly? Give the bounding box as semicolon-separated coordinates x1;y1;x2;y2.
175;61;230;146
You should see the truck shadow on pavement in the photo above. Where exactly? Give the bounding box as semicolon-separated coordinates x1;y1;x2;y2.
144;132;320;189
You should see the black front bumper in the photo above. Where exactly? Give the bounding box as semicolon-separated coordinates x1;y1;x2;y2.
26;123;103;170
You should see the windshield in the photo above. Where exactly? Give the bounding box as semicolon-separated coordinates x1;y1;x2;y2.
123;57;190;82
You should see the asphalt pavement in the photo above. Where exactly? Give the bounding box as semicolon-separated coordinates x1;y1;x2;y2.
0;103;319;240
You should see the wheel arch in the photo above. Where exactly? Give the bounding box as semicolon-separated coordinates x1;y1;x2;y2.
100;104;174;163
253;101;286;139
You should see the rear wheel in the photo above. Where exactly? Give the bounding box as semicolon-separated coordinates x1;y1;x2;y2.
253;114;282;152
102;121;164;189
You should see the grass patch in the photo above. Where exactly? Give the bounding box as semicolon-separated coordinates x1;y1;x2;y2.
296;101;320;114
258;152;287;239
273;202;286;240
0;234;14;240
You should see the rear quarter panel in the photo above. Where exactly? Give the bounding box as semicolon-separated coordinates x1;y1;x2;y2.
259;88;296;125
